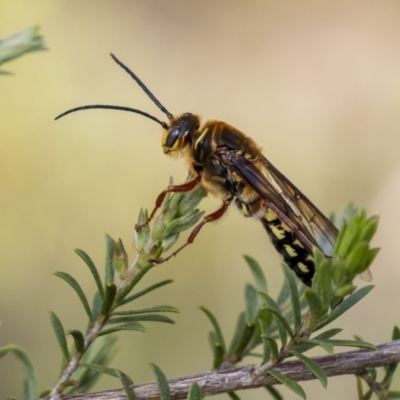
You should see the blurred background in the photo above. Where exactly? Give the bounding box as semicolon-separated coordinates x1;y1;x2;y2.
1;0;400;398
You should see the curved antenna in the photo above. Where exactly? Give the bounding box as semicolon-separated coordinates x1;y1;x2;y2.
54;104;169;128
110;53;173;120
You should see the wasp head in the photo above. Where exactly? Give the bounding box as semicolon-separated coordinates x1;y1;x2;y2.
162;113;200;154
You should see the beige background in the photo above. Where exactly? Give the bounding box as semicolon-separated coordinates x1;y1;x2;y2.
1;0;400;398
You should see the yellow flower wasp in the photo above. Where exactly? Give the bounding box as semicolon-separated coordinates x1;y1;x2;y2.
56;54;339;286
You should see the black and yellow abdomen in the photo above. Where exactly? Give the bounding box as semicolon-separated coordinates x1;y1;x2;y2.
260;209;314;286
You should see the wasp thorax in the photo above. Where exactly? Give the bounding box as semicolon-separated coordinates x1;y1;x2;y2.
162;113;200;154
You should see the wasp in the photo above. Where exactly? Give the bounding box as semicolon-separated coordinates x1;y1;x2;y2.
56;54;338;286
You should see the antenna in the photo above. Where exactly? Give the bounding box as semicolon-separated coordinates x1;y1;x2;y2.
110;53;173;119
55;54;173;128
55;104;168;128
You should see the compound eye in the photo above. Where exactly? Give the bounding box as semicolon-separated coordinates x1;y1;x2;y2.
166;127;181;148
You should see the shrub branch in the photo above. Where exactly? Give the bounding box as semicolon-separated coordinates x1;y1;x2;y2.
55;340;400;400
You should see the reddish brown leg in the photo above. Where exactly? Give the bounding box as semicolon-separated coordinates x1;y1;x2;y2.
153;195;234;264
135;175;202;231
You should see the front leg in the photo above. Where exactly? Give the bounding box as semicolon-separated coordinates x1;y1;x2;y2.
135;174;202;231
153;195;234;264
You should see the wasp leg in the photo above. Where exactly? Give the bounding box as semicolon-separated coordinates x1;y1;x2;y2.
153;195;234;264
135;175;202;231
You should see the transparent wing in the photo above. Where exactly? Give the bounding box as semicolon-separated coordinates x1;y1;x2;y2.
260;155;338;256
220;150;338;257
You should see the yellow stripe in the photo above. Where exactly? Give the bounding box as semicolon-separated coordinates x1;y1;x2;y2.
284;244;297;258
270;225;286;240
194;127;208;150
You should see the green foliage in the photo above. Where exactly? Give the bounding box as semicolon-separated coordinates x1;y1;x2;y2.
260;322;279;362
68;330;85;355
100;283;117;317
356;326;400;399
244;284;259;322
0;345;38;400
268;370;306;399
301;208;379;332
333;209;379;283
17;177;206;398
282;264;301;332
150;363;170;400
67;336;117;394
113;238;129;280
187;383;203;400
113;305;180;315
232;322;256;358
265;386;283;400
212;342;225;370
290;350;327;388
96;322;146;337
200;306;226;353
315;285;374;330
228;312;246;356
115;263;154;304
2;180;394;400
48;311;69;365
79;363;137;400
116;371;137;400
53;271;94;323
133;177;206;262
75;249;104;298
227;391;240;400
0;26;46;74
197;206;386;398
119;279;174;305
244;255;268;294
104;234;115;285
258;292;292;343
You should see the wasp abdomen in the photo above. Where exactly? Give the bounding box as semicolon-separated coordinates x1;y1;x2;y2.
260;209;315;286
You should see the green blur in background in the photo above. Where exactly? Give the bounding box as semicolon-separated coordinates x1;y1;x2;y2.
1;0;400;398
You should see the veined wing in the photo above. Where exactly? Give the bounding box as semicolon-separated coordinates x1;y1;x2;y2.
219;149;338;257
260;155;338;257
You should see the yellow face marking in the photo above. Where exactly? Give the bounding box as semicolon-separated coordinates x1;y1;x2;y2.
306;255;314;262
162;130;189;153
161;130;169;152
194;128;208;150
284;244;297;258
172;132;188;151
297;262;309;273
